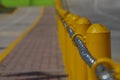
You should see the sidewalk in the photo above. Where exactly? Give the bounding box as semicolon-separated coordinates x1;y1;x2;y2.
0;7;42;54
0;7;67;80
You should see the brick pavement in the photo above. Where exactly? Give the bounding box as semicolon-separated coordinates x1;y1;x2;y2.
0;7;67;80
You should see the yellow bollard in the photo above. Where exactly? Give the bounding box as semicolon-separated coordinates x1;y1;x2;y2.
56;0;62;9
57;15;68;71
64;14;80;80
56;0;69;18
73;18;91;80
57;8;69;18
86;24;111;80
56;10;68;74
65;13;79;24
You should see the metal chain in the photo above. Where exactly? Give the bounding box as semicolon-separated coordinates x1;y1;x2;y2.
58;15;115;80
61;18;96;67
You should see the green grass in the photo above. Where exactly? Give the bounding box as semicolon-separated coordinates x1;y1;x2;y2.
2;0;30;7
1;0;55;7
32;0;55;6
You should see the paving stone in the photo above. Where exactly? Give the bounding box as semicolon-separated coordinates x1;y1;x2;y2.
0;7;67;80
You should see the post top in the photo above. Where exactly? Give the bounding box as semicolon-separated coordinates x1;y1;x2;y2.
86;24;110;33
76;17;91;24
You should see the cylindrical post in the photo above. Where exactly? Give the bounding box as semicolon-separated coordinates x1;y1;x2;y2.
65;14;79;80
56;0;62;9
86;24;111;80
57;15;68;72
74;18;91;80
58;8;69;18
56;0;69;73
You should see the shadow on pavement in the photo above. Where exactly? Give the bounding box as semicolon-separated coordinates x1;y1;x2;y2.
0;47;6;50
1;71;67;80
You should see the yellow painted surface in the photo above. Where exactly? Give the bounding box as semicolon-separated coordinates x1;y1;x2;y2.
57;15;68;73
65;14;79;80
74;17;91;80
86;24;111;80
0;7;44;62
56;0;119;80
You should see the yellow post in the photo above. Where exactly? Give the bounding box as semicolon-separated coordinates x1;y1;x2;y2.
57;8;69;18
64;13;80;80
56;9;68;75
56;0;69;18
57;15;68;71
86;24;111;80
73;17;91;80
56;0;62;9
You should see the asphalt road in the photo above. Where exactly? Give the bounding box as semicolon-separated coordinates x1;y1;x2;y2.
65;0;120;62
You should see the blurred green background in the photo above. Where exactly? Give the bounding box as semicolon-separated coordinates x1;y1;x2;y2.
0;5;15;13
0;0;55;13
1;0;55;7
